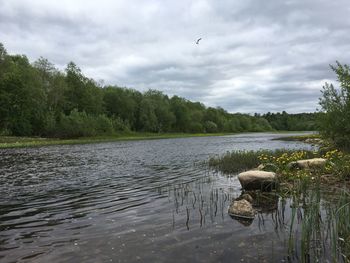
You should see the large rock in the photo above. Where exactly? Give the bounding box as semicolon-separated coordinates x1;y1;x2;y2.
238;170;277;191
228;199;255;219
288;158;326;170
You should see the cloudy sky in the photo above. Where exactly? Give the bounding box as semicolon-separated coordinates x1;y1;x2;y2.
1;0;350;113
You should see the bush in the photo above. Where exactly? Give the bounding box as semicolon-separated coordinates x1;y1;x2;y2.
112;117;130;132
204;121;218;133
188;122;204;133
54;109;115;138
94;114;114;134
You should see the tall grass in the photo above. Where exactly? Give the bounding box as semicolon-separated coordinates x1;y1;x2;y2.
286;177;350;262
330;190;350;261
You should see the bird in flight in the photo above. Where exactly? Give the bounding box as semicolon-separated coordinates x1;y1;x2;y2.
196;38;202;44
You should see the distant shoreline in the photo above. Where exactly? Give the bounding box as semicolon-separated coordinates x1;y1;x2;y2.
0;131;312;149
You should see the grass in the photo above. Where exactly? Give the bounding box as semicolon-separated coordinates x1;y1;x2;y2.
208;149;318;175
330;190;350;261
209;150;263;174
286;179;350;262
0;132;237;149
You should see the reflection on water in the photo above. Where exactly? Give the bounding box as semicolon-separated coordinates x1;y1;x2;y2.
0;133;317;262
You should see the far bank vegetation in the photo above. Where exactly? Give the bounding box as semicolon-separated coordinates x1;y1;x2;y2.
0;43;318;139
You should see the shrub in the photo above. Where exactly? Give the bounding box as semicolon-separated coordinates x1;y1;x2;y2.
112;117;130;132
54;109;115;138
204;121;218;133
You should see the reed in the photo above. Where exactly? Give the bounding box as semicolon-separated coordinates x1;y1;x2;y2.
330;189;350;261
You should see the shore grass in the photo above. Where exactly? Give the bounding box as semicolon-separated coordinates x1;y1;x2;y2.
0;132;237;149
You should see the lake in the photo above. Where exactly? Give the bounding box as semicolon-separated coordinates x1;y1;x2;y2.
0;133;315;262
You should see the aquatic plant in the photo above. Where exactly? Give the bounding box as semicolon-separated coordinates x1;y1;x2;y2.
330;190;350;261
208;150;264;174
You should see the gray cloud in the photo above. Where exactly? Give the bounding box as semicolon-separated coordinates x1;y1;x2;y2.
1;0;350;113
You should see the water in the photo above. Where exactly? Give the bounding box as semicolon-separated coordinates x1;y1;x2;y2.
0;133;315;262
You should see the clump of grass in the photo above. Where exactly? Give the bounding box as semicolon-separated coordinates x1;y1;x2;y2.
209;150;262;174
208;149;308;174
283;174;350;262
287;180;324;262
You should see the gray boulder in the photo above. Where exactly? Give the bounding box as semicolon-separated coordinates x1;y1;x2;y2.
238;170;277;191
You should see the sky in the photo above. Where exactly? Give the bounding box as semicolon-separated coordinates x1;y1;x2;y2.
1;0;350;113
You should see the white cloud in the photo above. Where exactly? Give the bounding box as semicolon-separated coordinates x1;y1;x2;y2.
1;0;349;113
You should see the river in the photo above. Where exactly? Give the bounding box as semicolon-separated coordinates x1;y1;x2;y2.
0;133;315;262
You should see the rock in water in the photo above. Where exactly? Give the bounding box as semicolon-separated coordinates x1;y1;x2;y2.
238;170;276;191
228;199;255;219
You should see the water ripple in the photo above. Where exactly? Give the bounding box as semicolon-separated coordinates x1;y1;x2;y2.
0;133;314;262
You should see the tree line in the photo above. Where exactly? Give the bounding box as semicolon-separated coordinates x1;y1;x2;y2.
0;43;318;138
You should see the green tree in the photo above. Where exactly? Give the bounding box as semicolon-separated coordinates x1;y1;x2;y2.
65;62;103;114
0;54;47;135
144;90;175;132
170;96;191;132
103;86;138;127
319;62;350;149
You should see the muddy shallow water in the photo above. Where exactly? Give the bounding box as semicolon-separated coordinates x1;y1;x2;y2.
0;133;316;262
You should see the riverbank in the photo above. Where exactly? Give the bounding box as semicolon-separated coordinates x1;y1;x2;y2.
209;146;350;261
0;132;239;149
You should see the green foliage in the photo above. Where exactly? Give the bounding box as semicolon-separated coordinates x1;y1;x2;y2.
322;149;350;179
263;111;319;131
331;190;350;260
0;54;47;135
0;42;318;139
55;110;114;138
319;62;350;150
204;120;218;133
112;117;130;132
103;86;139;128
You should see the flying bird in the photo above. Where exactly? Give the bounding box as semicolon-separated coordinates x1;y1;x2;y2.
196;38;202;44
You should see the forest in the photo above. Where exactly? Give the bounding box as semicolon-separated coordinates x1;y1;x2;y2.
0;43;318;138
